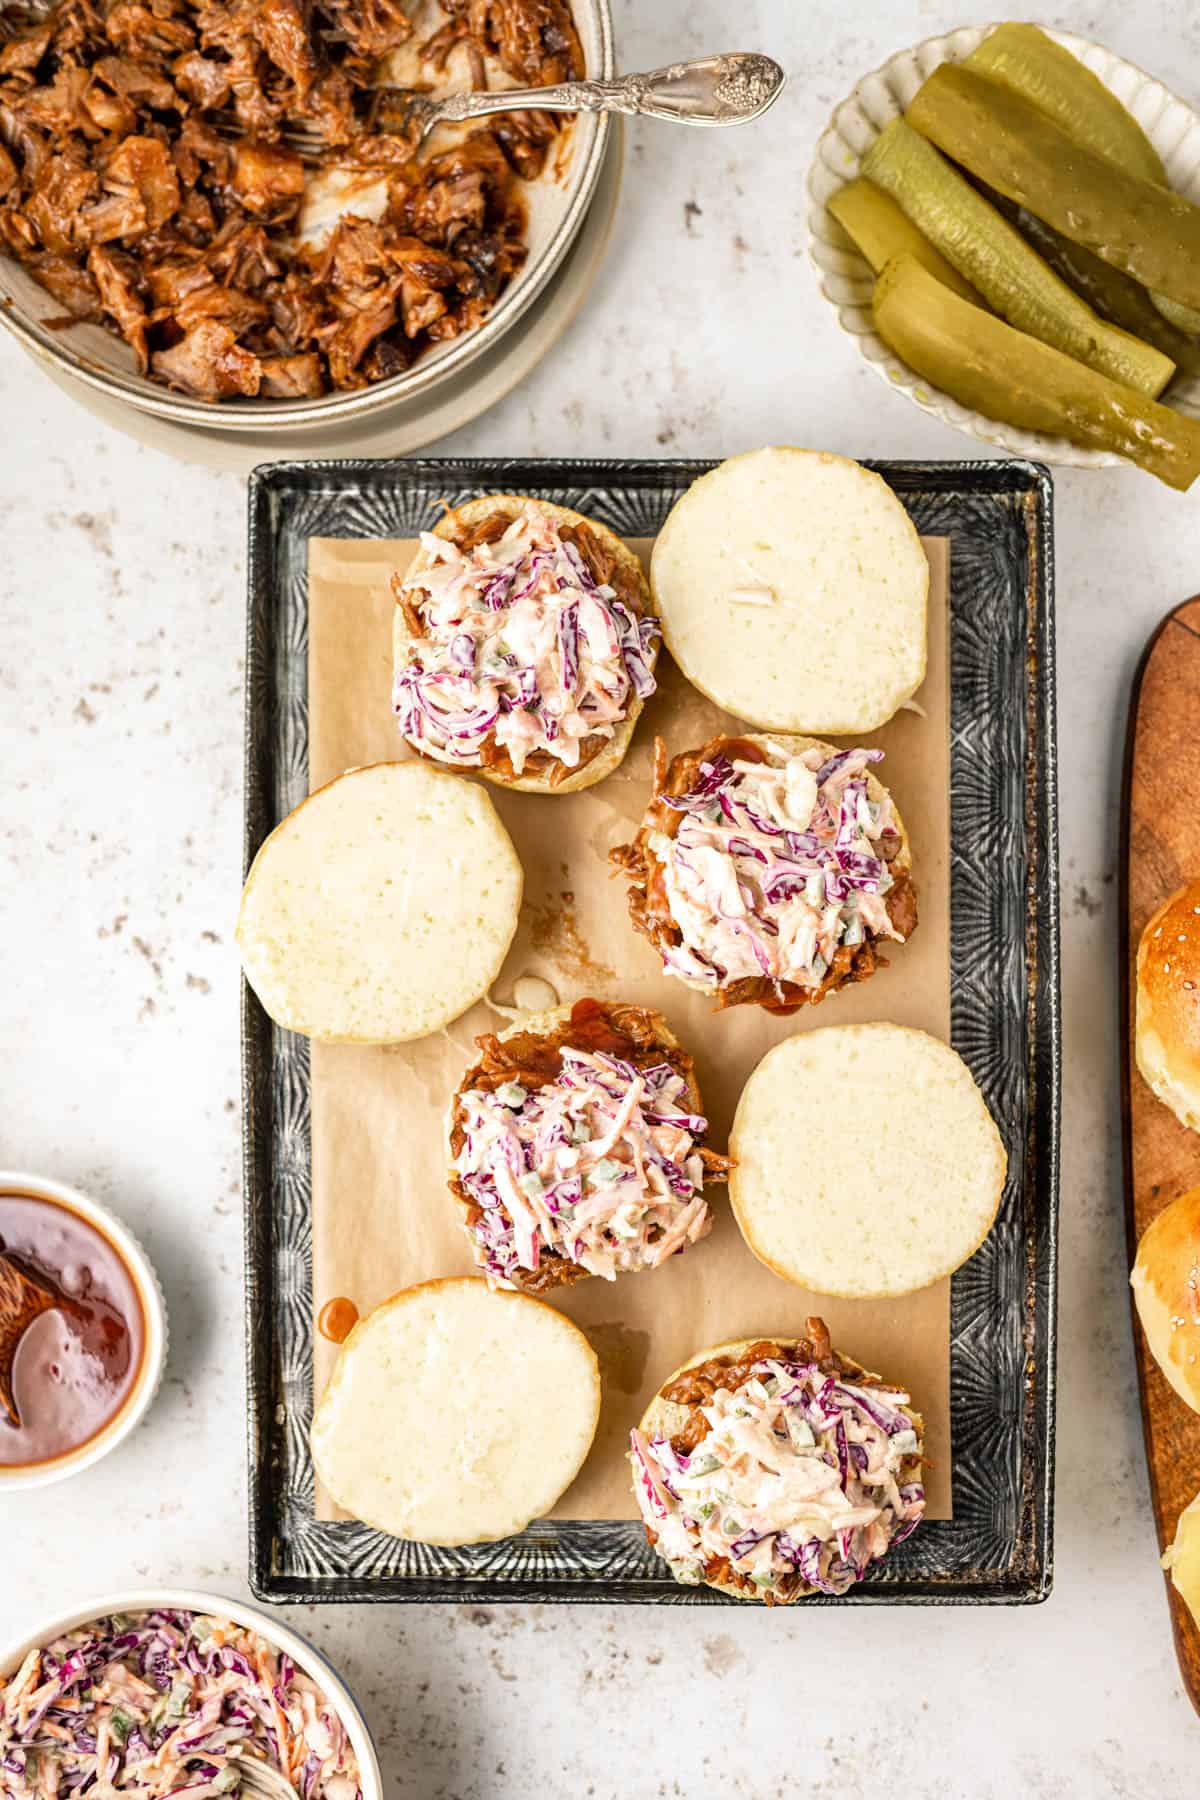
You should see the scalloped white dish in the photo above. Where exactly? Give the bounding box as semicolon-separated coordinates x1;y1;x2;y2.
806;23;1200;470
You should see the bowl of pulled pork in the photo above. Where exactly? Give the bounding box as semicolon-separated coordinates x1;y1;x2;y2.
0;0;611;427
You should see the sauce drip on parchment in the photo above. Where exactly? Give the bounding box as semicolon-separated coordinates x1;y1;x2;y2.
318;1297;359;1345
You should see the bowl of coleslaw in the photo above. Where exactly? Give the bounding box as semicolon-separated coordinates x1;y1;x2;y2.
0;1592;383;1799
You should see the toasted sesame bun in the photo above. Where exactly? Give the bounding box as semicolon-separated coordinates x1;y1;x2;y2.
446;1001;712;1294
310;1278;600;1544
1131;1185;1200;1412
236;761;522;1043
729;1023;1006;1298
393;495;656;795
1136;881;1200;1132
650;448;928;734
634;1328;924;1604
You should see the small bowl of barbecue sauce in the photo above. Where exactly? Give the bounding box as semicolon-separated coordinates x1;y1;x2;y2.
0;1173;166;1489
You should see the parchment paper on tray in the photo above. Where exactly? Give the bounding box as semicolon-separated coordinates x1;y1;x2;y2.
307;533;952;1523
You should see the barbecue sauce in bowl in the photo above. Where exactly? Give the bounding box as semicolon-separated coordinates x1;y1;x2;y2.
0;1192;145;1470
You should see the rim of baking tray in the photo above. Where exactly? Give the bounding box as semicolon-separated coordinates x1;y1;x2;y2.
0;0;612;432
805;21;1200;471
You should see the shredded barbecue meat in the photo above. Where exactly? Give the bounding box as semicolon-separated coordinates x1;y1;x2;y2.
610;734;918;1015
447;998;732;1295
0;0;582;398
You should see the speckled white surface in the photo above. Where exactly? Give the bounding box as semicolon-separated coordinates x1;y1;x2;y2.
4;1;1200;1792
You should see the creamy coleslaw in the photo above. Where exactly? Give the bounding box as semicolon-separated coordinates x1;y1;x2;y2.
630;1354;924;1599
393;503;658;776
456;1045;712;1284
649;740;904;992
0;1611;361;1799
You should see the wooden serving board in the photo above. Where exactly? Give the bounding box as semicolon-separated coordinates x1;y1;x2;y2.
1122;595;1200;1716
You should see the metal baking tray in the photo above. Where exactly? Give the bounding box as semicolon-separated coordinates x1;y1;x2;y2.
243;456;1059;1604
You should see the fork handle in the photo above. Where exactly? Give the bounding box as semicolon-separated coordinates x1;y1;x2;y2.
431;54;784;128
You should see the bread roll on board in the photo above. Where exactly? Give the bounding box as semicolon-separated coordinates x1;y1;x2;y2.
1122;593;1200;1717
1136;879;1200;1132
1132;1187;1200;1414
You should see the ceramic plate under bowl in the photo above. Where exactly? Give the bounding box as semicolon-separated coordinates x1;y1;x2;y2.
807;24;1200;469
0;0;611;433
0;1589;383;1797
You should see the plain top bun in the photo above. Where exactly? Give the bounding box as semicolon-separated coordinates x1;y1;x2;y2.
310;1278;600;1544
649;447;928;735
1136;880;1200;1132
236;761;522;1044
729;1022;1007;1299
394;494;656;796
1131;1185;1200;1412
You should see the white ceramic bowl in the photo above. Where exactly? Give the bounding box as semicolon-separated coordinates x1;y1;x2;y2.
0;0;612;434
0;1171;167;1491
0;1589;383;1798
806;23;1200;468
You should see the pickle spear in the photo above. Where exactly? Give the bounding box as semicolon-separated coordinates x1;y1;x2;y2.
828;178;982;302
981;185;1200;377
1151;292;1200;338
961;29;1196;345
861;119;1174;396
963;23;1166;184
872;254;1200;491
907;63;1200;314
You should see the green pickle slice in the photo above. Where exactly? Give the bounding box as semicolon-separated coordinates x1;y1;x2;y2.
1151;292;1200;339
961;28;1196;345
828;178;982;302
981;187;1200;377
963;23;1166;184
861;118;1173;397
907;63;1200;315
872;254;1200;491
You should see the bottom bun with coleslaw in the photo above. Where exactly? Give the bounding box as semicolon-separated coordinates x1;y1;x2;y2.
611;731;916;1012
630;1318;925;1603
446;997;733;1293
392;495;659;794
